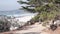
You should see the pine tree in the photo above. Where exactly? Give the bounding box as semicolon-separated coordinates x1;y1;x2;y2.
18;0;60;22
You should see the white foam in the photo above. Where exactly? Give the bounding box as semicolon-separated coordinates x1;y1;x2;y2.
8;13;38;22
16;13;38;22
16;16;34;22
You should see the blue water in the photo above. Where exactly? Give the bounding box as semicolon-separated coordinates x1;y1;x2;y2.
0;9;30;15
0;9;37;18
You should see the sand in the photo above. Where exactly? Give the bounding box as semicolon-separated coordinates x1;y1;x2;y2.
1;23;60;34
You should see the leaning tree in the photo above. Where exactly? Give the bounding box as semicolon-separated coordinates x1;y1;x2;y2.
18;0;60;30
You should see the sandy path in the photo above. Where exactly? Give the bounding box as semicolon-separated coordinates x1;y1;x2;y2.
0;23;47;34
1;23;60;34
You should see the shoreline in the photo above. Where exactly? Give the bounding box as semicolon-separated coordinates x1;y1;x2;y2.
0;13;38;33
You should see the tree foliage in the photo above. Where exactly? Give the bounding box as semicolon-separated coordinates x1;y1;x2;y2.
18;0;60;22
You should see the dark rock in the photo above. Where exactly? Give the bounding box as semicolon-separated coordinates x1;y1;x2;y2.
50;24;57;31
0;16;11;32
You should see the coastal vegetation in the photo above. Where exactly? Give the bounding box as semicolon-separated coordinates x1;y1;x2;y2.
18;0;60;23
18;0;60;30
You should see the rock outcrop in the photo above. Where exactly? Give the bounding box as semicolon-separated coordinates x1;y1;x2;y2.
0;15;11;32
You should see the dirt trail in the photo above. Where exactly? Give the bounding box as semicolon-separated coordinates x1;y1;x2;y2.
1;23;60;34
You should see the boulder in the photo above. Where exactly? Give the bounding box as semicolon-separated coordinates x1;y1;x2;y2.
0;16;11;32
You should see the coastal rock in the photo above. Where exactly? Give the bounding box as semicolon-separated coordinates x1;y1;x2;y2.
0;16;22;31
47;20;60;31
0;15;11;32
0;14;37;31
54;20;60;26
8;17;29;31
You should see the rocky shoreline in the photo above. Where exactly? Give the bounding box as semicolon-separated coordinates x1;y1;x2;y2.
0;15;36;32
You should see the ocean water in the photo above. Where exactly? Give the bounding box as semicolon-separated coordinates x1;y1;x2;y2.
0;10;30;15
0;9;37;16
